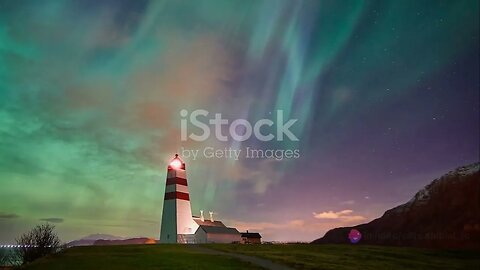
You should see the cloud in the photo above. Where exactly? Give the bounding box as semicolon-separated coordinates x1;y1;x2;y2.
227;159;284;194
0;213;19;219
340;200;355;205
39;218;64;223
230;219;306;232
313;210;352;219
313;209;366;223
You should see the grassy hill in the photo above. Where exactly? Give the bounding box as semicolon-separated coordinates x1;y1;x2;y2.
20;245;262;270
17;244;479;270
207;244;479;270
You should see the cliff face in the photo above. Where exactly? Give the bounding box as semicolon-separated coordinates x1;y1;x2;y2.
313;163;480;249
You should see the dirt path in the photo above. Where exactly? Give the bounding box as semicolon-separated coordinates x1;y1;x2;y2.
189;245;292;270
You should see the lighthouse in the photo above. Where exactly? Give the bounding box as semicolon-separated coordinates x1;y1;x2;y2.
160;154;199;243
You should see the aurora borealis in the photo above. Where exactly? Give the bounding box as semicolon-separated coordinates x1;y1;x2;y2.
0;0;478;242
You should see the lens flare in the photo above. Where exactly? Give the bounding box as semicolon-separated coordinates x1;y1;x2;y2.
348;229;362;244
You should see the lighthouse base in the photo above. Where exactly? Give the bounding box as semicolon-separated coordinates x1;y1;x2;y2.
177;234;196;244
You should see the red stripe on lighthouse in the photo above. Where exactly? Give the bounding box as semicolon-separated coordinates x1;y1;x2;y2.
164;191;190;201
166;177;188;186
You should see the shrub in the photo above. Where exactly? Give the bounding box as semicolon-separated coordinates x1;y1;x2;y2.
15;224;61;264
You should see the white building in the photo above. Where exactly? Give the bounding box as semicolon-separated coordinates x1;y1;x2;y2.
192;216;241;243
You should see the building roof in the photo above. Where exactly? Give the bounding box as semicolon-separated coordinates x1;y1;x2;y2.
197;225;240;235
193;218;226;227
241;232;262;238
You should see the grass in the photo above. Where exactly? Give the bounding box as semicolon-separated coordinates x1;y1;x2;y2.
16;244;480;270
19;245;263;270
206;244;480;270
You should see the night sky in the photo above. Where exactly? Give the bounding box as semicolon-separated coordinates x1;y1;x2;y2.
0;0;478;242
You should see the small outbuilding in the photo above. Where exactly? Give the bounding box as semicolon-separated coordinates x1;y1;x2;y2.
194;225;241;243
240;231;262;244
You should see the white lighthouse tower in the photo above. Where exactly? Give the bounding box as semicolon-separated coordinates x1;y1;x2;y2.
160;154;198;243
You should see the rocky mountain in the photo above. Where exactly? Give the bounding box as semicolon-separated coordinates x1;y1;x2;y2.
67;234;124;247
67;234;156;247
93;238;156;246
313;163;480;249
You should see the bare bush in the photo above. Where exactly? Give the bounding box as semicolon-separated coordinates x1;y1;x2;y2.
1;248;22;267
0;248;11;266
15;224;61;264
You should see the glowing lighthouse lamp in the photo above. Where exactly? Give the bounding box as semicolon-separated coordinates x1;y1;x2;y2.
160;154;198;243
169;155;183;170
